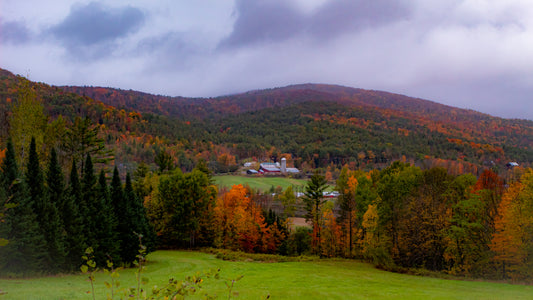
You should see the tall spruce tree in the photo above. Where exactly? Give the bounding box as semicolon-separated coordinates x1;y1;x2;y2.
94;170;120;265
125;173;155;252
110;166;131;262
63;159;86;270
0;139;47;275
26;137;44;211
81;154;99;254
26;139;67;273
110;167;154;264
303;171;328;255
45;148;69;271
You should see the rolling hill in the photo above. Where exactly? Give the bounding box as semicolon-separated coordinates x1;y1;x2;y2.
1;67;532;172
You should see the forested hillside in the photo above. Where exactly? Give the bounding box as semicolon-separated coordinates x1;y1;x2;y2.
3;68;531;175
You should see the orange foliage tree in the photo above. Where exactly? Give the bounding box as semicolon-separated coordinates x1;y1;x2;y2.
336;166;359;257
213;184;279;253
320;208;343;257
490;169;533;279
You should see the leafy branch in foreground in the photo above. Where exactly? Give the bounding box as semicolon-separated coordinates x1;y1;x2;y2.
80;247;97;300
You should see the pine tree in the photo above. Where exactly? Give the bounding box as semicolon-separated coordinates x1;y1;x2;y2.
125;173;155;252
0;139;47;275
110;166;133;263
26;137;44;211
62;159;86;270
46;149;64;206
94;170;120;265
33;144;67;273
81;154;99;255
46;148;72;270
303;171;328;255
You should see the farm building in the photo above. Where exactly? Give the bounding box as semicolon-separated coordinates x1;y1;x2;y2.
259;162;280;174
259;158;300;174
506;162;519;168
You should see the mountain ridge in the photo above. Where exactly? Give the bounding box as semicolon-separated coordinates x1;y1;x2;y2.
1;67;532;171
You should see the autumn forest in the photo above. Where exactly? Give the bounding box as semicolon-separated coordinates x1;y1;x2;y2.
1;68;533;281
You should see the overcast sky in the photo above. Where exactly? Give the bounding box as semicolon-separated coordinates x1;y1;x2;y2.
2;0;533;120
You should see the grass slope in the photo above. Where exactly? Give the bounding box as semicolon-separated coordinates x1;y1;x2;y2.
214;175;307;192
1;251;531;299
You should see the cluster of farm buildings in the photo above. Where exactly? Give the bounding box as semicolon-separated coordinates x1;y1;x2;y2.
244;158;300;175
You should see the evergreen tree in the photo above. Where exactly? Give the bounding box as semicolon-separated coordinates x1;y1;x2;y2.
94;170;120;265
125;172;155;252
63;159;86;270
81;154;99;254
303;171;328;255
111;167;155;263
0;139;47;275
110;166;133;263
33;144;67;273
46;149;64;206
26;137;44;211
124;173;154;260
63;117;113;171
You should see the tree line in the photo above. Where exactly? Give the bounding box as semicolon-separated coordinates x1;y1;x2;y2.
2;133;532;280
0;137;154;275
301;162;533;280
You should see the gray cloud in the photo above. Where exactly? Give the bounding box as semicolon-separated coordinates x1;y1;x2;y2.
219;0;411;48
0;19;31;44
136;32;202;71
309;0;411;38
49;2;144;58
218;0;304;48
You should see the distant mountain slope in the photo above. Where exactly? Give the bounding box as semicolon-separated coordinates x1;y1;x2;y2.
63;83;533;149
1;67;532;171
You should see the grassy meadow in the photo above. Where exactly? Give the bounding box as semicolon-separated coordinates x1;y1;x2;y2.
1;251;532;299
213;175;308;192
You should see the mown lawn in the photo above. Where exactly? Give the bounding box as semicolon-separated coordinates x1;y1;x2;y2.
214;175;308;192
1;251;532;299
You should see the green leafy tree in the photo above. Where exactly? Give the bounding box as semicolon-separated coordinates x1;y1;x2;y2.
395;167;451;270
9;79;47;167
154;169;215;248
279;185;297;218
376;161;421;259
444;174;486;275
155;150;173;173
195;158;213;183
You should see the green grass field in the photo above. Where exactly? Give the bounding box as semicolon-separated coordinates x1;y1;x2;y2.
1;251;532;299
214;175;308;192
